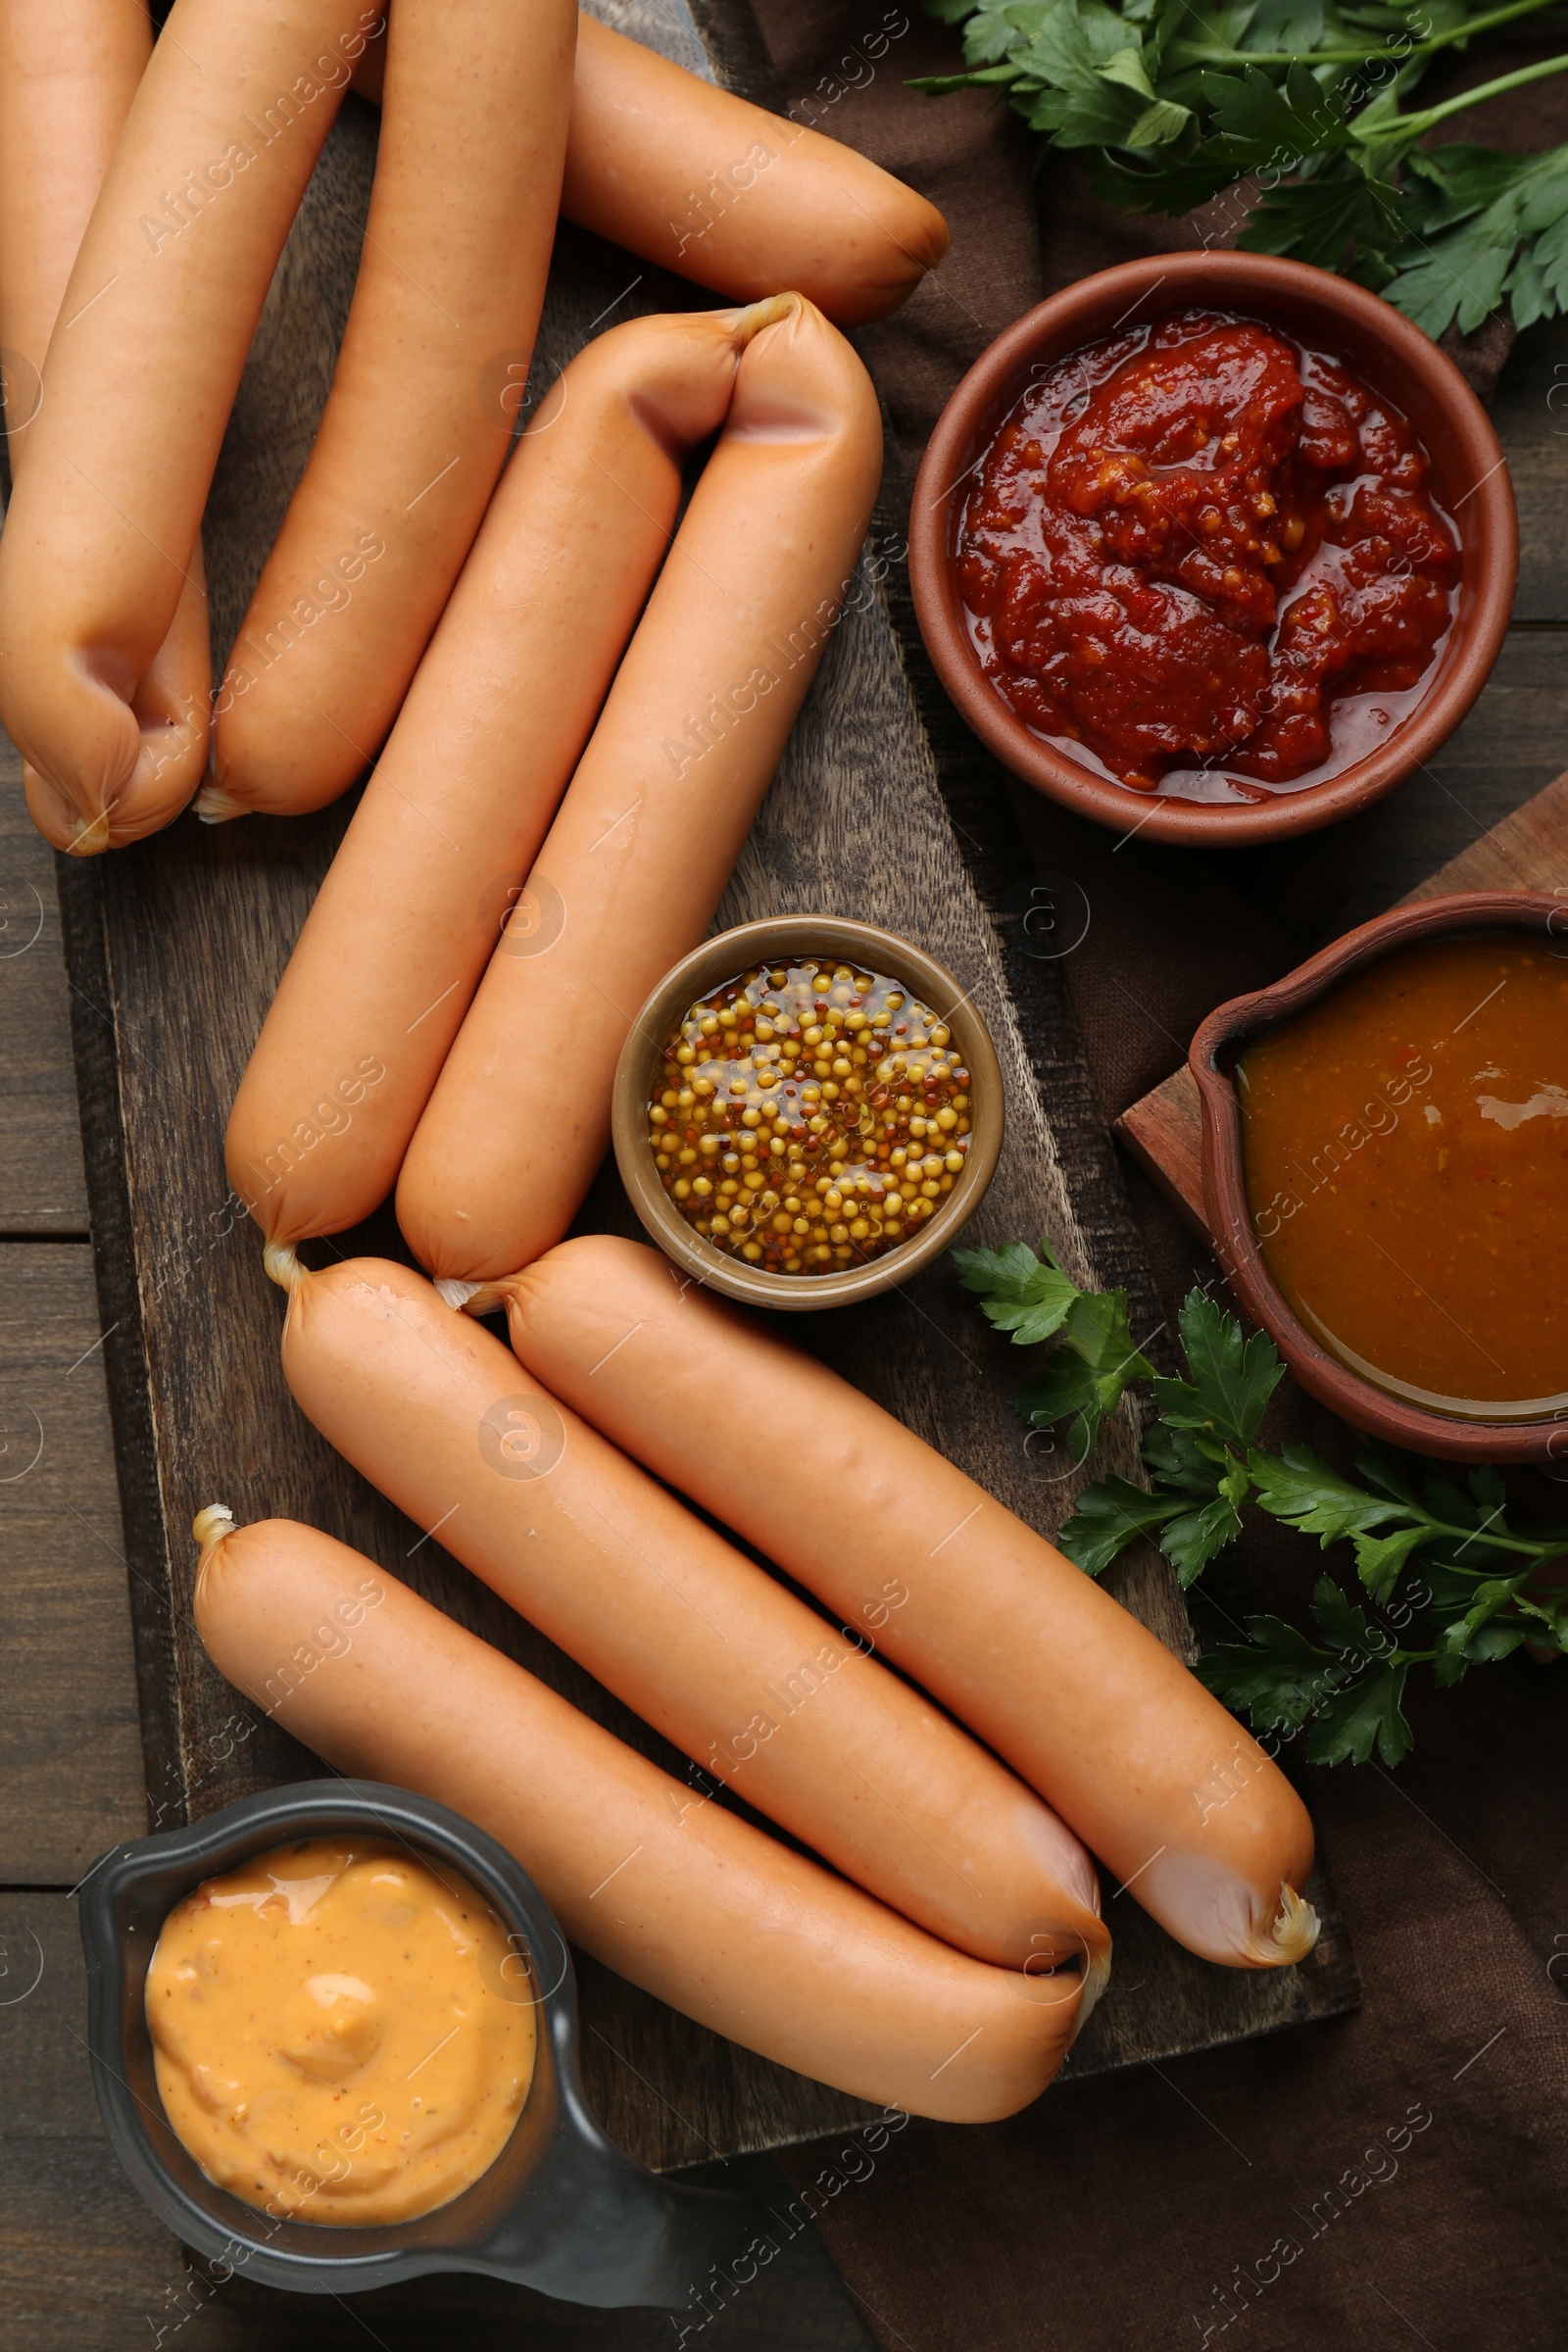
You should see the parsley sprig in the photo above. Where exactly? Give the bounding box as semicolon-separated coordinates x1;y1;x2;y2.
914;0;1568;337
954;1235;1156;1453
957;1239;1568;1765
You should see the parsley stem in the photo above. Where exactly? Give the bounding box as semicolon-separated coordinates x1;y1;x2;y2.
1387;47;1568;134
1416;1517;1567;1562
1396;0;1565;46
1177;0;1565;69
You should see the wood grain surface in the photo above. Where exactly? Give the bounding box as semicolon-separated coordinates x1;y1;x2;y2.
0;1238;143;1879
0;757;88;1234
1115;768;1568;1232
46;0;1352;2182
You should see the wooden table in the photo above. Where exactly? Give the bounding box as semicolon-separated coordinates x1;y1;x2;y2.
5;108;1567;2352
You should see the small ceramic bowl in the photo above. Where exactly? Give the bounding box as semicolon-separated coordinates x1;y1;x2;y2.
612;915;1004;1309
79;1780;755;2304
909;252;1517;848
1191;891;1568;1463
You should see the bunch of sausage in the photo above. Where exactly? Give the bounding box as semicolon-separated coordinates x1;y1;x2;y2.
0;0;1316;2124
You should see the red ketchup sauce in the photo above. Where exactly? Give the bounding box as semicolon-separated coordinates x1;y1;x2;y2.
956;311;1458;803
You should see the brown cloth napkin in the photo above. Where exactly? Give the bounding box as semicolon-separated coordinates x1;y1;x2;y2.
747;7;1568;2345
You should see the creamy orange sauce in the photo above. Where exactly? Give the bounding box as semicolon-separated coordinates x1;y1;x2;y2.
147;1838;534;2226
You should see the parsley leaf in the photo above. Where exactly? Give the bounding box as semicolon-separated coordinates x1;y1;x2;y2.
1247;1442;1411;1544
1143;1417;1231;1493
1010;1349;1102;1441
956;1236;1154;1451
1068;1404;1246;1585
1240;164;1405;282
1198;1615;1330;1732
1201;61;1355;161
918;0;1568;336
1200;1578;1417;1764
1309;1571;1386;1658
1388;141;1568;335
962;1233;1568;1764
1351;1521;1439;1601
1055;1475;1186;1574
1304;1656;1414;1765
1152;1287;1285;1450
1064;1286;1155;1396
1353;1442;1423;1508
954;1239;1079;1346
1160;1478;1248;1586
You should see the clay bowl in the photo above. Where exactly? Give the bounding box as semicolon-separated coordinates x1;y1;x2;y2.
909;252;1517;848
612;914;1004;1309
1191;891;1568;1463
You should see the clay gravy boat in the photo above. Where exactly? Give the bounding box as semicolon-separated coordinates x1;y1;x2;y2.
1190;891;1568;1463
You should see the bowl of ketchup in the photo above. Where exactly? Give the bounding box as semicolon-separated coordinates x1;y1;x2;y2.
909;253;1516;846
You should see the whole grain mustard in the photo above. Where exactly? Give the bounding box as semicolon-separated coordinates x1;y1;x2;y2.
648;959;973;1274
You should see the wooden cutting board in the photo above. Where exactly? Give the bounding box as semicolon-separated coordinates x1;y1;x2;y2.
54;0;1357;2174
1116;771;1568;1232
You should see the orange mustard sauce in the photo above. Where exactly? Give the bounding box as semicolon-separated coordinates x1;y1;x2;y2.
1238;935;1568;1417
147;1838;535;2226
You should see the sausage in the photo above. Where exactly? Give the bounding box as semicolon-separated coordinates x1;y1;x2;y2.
347;12;951;324
0;0;210;851
1;2;937;848
0;0;572;843
396;292;883;1282
0;2;150;474
483;1236;1321;1971
224;303;789;1248
192;1507;1083;2120
564;18;948;323
202;0;576;821
265;1248;1110;1993
0;0;371;849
